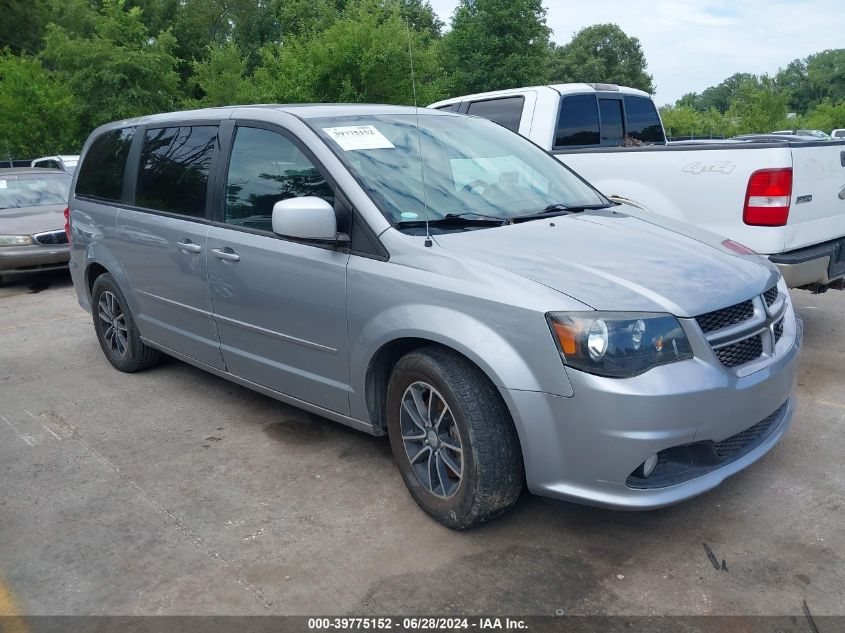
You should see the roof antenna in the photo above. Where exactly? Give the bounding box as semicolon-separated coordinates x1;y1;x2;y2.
406;19;432;247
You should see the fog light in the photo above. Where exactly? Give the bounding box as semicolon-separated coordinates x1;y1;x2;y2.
642;454;659;478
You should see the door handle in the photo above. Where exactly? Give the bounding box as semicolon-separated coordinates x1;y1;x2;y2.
177;240;202;253
212;248;240;262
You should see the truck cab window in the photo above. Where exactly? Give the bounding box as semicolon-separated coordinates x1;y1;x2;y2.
466;97;525;132
599;98;624;145
555;95;600;147
623;95;665;144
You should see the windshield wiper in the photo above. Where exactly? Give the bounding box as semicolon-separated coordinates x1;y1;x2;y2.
511;202;615;223
395;212;508;229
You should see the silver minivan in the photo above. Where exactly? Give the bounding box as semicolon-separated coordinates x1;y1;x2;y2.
68;105;802;528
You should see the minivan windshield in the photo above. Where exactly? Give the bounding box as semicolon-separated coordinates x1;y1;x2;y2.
0;172;71;210
311;113;607;229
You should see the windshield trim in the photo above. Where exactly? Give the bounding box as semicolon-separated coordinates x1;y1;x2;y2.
300;112;611;234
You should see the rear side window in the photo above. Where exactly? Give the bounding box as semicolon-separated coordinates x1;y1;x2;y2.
555;95;599;147
466;97;524;132
623;96;665;144
75;128;135;202
599;98;624;145
136;126;217;217
224;127;334;232
435;103;460;112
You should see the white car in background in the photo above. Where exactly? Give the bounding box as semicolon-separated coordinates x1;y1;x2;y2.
832;129;845;139
772;129;831;140
31;154;80;174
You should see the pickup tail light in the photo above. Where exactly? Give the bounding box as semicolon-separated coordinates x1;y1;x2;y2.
64;207;71;244
743;168;792;226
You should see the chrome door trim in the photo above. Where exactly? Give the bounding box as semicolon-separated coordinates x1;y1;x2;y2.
136;289;212;317
212;313;338;354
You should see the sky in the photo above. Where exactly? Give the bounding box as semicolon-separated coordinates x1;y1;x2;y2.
426;0;845;105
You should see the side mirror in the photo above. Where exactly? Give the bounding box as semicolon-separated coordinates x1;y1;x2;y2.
271;197;348;243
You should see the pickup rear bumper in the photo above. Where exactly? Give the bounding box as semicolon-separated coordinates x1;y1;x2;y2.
769;236;845;287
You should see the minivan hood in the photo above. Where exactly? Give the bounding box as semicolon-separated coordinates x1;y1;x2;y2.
432;208;776;317
0;204;66;236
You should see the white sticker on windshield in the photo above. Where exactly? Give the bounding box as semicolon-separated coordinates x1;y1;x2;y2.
323;125;395;151
0;180;6;189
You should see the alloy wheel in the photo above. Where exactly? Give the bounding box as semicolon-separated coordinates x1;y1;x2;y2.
399;381;463;499
97;290;128;357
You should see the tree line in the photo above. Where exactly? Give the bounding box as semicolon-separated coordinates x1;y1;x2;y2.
1;0;654;158
1;0;843;159
659;50;845;139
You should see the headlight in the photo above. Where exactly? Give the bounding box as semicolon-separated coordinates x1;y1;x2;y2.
547;312;693;377
0;235;34;246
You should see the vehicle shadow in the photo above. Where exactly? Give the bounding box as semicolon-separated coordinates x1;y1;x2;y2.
0;269;73;296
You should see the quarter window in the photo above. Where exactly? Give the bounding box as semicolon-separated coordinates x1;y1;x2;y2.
623;95;665;144
75;128;135;202
555;95;600;147
224;127;334;232
136;126;217;217
466;97;524;132
599;98;625;145
435;103;461;112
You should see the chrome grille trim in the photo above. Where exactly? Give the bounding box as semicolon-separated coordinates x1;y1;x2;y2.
773;317;784;344
763;286;778;308
32;230;68;245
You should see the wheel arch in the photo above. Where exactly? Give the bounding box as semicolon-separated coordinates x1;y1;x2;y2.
82;243;139;316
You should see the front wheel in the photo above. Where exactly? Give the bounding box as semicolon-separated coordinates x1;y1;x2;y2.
386;347;523;529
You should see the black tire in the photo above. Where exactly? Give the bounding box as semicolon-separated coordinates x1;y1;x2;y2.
386;347;523;529
91;273;160;372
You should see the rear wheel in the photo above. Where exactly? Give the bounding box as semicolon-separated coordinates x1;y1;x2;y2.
386;347;523;529
91;273;160;372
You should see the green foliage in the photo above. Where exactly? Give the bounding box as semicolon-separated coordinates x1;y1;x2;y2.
793;99;845;132
0;0;50;55
187;42;251;108
41;0;181;135
439;0;551;95
551;24;654;94
805;50;845;108
668;51;845;137
0;50;81;158
2;0;843;159
697;73;759;113
247;0;444;105
724;78;789;134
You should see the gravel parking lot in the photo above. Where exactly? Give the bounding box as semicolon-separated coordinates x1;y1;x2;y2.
1;270;843;616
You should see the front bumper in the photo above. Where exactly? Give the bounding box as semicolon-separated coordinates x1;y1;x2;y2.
0;244;70;276
501;312;802;510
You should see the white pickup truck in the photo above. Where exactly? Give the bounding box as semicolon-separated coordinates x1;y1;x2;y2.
430;84;845;291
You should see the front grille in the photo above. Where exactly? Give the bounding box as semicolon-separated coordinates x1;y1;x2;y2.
714;405;785;457
763;286;779;308
695;300;754;333
774;318;784;343
33;230;68;245
714;334;763;368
